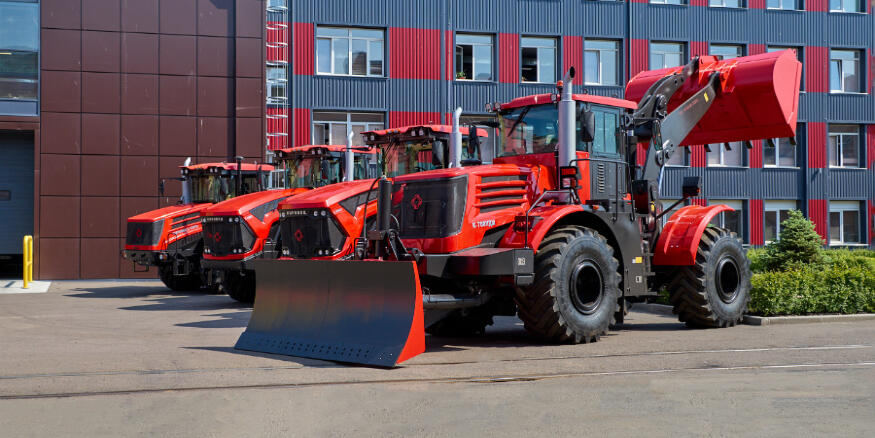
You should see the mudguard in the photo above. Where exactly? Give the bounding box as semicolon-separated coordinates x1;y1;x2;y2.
236;259;425;367
652;204;732;266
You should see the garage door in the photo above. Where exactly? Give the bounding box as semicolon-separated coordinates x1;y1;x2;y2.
0;131;34;255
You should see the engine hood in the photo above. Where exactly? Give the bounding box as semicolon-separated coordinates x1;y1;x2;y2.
278;179;377;209
127;202;210;223
202;188;307;216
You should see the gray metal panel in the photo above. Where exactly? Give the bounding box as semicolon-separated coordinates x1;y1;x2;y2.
294;75;389;111
0;100;38;117
827;94;873;123
757;168;802;199
0;132;34;254
826;169;875;199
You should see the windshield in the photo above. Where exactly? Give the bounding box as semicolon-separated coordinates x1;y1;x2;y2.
189;173;264;203
382;138;480;177
287;156;343;188
498;104;560;157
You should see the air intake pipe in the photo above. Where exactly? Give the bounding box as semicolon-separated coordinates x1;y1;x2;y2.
344;130;355;182
181;157;192;204
558;67;576;168
449;107;463;168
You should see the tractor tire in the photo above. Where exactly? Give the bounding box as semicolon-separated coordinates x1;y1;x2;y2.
515;225;621;344
226;271;256;303
158;264;202;292
666;227;751;328
425;308;494;337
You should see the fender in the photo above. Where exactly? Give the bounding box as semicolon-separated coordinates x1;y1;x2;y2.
501;204;612;252
652;204;732;266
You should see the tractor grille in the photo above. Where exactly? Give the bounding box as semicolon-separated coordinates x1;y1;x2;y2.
392;176;467;239
125;220;165;246
201;216;255;257
279;209;346;258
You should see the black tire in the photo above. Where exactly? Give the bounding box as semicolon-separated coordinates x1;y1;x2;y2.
425;308;494;337
226;271;256;303
667;227;751;328
158;263;202;291
515;225;621;344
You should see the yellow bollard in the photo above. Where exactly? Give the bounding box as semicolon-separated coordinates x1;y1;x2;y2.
23;235;33;289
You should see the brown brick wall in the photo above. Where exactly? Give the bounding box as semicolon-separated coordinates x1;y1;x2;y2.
31;0;265;279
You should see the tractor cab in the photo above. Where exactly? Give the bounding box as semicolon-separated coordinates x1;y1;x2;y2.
364;125;487;176
274;145;379;189
183;162;274;203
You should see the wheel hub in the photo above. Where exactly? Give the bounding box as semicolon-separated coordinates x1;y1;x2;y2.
569;260;604;315
716;256;741;304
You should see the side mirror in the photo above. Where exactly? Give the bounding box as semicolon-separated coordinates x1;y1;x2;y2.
580;110;595;143
432;140;446;167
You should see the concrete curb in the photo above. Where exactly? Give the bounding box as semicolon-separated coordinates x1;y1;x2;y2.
634;303;875;326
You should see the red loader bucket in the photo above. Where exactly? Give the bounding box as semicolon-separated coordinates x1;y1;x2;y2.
235;259;425;367
625;50;802;145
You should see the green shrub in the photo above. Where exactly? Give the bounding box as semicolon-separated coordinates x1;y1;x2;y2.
760;210;823;271
746;248;768;273
749;266;875;316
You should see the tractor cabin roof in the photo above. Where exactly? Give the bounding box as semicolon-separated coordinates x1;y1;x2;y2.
499;93;638;111
364;125;490;140
181;162;275;172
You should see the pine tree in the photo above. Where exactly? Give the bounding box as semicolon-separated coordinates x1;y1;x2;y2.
763;209;823;271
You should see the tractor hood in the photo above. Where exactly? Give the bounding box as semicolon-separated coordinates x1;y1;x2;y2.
202;188;308;217
278;179;377;210
127;202;210;223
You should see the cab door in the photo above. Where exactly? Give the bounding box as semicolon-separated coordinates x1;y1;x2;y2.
586;106;626;202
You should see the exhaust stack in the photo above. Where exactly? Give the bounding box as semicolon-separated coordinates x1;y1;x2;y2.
344;130;355;182
558;67;576;167
181;157;192;204
450;107;463;168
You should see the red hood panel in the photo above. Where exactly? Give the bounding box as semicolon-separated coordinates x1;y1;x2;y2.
279;180;377;209
128;203;210;222
203;188;308;216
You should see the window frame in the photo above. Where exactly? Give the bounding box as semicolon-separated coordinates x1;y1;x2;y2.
520;36;558;84
828;124;861;168
455;33;495;82
709;0;746;8
311;111;385;146
763;201;798;243
650;0;687;5
763;136;797;168
709;199;746;243
765;0;804;10
828;201;862;245
829;0;864;13
315;26;385;78
649;41;686;70
707;142;746;167
829;49;864;94
0;0;39;108
584;39;620;86
266;66;288;105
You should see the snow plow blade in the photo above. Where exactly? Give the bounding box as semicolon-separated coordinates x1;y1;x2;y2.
625;49;802;145
236;259;425;367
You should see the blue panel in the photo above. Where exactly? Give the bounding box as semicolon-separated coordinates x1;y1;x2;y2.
827;94;874;123
0;132;34;254
827;169;875;199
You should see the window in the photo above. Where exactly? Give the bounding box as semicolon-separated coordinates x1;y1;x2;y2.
707;143;744;166
830;49;862;93
829;0;862;12
764;201;797;243
710;44;743;61
584;40;619;86
709;200;744;241
316;27;384;77
266;66;287;104
650;42;685;70
312;112;384;147
455;34;493;81
766;0;802;9
710;0;744;7
521;37;557;83
764;137;796;167
768;46;804;91
460;115;498;163
651;0;686;4
828;125;860;168
829;201;861;245
0;0;39;102
590;108;620;155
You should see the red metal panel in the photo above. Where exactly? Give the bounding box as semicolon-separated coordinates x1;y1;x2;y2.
868;49;873;94
293;108;310;147
445;30;453;81
750;140;763;168
807;0;829;12
266;107;289;151
805;46;827;93
808;199;827;242
653;204;732;266
869;200;875;245
499;33;519;84
808;122;826;168
293;22;313;76
629;0;648;3
630;39;648;78
388;111;442;128
749;44;766;55
690;41;708;57
390;28;440;80
749;199;764;245
267;20;289;65
691;147;706;167
563;36;582;85
690;198;707;206
748;0;766;8
690;0;708;6
867;125;875;169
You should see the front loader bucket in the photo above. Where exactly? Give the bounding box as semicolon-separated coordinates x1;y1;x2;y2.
625;50;802;145
236;259;425;367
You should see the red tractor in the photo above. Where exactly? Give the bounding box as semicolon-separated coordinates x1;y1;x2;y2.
239;51;802;367
123;160;273;291
275;123;488;263
199;145;379;302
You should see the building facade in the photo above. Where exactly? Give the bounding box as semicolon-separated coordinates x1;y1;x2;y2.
266;0;874;249
0;0;265;279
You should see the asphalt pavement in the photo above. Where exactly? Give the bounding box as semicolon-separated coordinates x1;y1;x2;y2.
1;280;872;437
